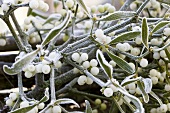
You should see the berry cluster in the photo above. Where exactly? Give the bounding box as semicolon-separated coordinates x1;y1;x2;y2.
95;29;111;45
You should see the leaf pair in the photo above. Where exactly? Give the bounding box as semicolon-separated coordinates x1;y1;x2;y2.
10;88;49;113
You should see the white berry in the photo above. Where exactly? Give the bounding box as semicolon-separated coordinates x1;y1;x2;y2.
153;52;160;59
164;28;170;36
25;71;33;78
28;64;36;72
6;99;13;106
91;6;97;13
42;3;49;12
80;53;88;61
20;101;29;108
0;38;6;46
128;62;136;71
55;61;62;68
131;47;140;56
128;83;136;90
71;53;80;61
42;65;51;74
77;75;87;85
149;69;157;77
9;93;18;101
95;29;104;39
98;5;105;13
73;68;79;74
86;77;93;85
1;3;9;12
116;43;126;52
107;5;116;13
90;67;99;76
160;104;168;113
85;21;92;29
160;50;167;58
103;88;113;97
151;77;158;85
82;61;90;69
38;103;45;110
130;2;137;10
135;37;142;45
150;108;157;113
35;64;43;73
165;84;170;91
52;105;61;113
140;58;148;67
109;60;116;67
29;0;39;9
108;84;118;92
90;59;98;67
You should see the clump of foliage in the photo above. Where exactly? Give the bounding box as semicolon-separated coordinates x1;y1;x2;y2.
0;0;170;113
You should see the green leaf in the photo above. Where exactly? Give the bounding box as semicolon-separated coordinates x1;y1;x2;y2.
121;74;142;86
149;91;163;105
75;0;91;18
153;41;170;52
54;98;80;108
165;48;170;60
117;86;144;113
137;81;149;103
38;88;49;104
96;49;113;79
10;104;37;113
85;100;92;113
98;11;136;21
41;11;71;47
109;100;119;113
109;31;141;44
151;21;170;34
43;14;62;25
142;78;152;93
106;49;135;74
141;17;149;49
3;49;40;75
163;92;170;97
112;97;125;113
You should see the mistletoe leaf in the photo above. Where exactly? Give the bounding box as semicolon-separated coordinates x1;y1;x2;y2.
142;17;149;49
96;49;113;79
106;49;135;74
109;31;141;44
98;11;136;21
41;11;71;47
3;49;40;75
85;100;92;113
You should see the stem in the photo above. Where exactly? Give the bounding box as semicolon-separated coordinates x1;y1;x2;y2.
10;12;32;52
18;73;26;101
56;78;78;96
50;67;56;102
69;88;112;100
4;18;25;51
119;0;134;11
136;0;150;15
